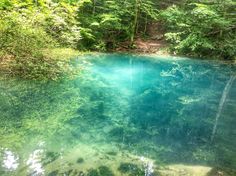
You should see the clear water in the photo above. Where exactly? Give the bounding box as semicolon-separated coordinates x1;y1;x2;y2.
0;54;236;176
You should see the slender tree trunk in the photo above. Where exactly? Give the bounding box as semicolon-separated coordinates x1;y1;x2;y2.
136;8;140;35
130;0;139;45
93;0;96;15
34;0;38;6
144;14;148;35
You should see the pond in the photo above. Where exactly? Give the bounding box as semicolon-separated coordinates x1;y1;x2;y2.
0;54;236;176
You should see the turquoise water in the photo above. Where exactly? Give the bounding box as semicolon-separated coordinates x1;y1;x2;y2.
0;54;236;175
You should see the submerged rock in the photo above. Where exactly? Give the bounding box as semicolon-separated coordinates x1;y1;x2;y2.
77;157;84;164
106;151;117;156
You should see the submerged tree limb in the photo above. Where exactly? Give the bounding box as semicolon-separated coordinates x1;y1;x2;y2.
211;75;236;142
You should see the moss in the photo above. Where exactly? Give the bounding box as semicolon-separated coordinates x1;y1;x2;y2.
118;162;144;176
78;171;86;176
106;151;117;156
98;166;114;176
207;167;236;176
46;151;59;158
109;127;124;141
118;162;136;173
47;170;59;176
87;169;99;176
63;169;73;175
42;151;60;166
77;157;84;163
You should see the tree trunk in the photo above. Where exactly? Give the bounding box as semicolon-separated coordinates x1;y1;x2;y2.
93;0;96;15
144;14;148;35
130;0;139;45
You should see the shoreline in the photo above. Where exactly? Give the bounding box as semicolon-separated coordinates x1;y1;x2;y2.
1;48;235;81
84;51;236;65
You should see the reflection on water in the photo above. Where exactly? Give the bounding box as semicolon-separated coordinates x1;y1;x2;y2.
2;149;19;171
27;148;45;176
0;54;236;175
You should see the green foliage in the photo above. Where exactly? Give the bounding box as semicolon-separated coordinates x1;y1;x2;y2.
0;12;54;79
0;0;81;48
0;0;235;81
0;0;81;79
42;1;81;47
160;1;236;59
0;12;52;56
77;0;158;50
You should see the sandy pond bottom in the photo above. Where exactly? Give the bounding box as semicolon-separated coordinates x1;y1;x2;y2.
0;54;236;176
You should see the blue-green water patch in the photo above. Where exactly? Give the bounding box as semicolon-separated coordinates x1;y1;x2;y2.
0;54;236;175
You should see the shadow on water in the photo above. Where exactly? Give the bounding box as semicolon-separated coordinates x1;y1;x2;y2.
0;54;236;175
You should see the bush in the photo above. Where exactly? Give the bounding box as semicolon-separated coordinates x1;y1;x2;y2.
0;12;79;80
160;3;236;59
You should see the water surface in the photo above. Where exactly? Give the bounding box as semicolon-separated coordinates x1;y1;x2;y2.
0;54;236;175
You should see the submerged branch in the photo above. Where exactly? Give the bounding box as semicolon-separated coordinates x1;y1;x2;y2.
211;75;236;142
